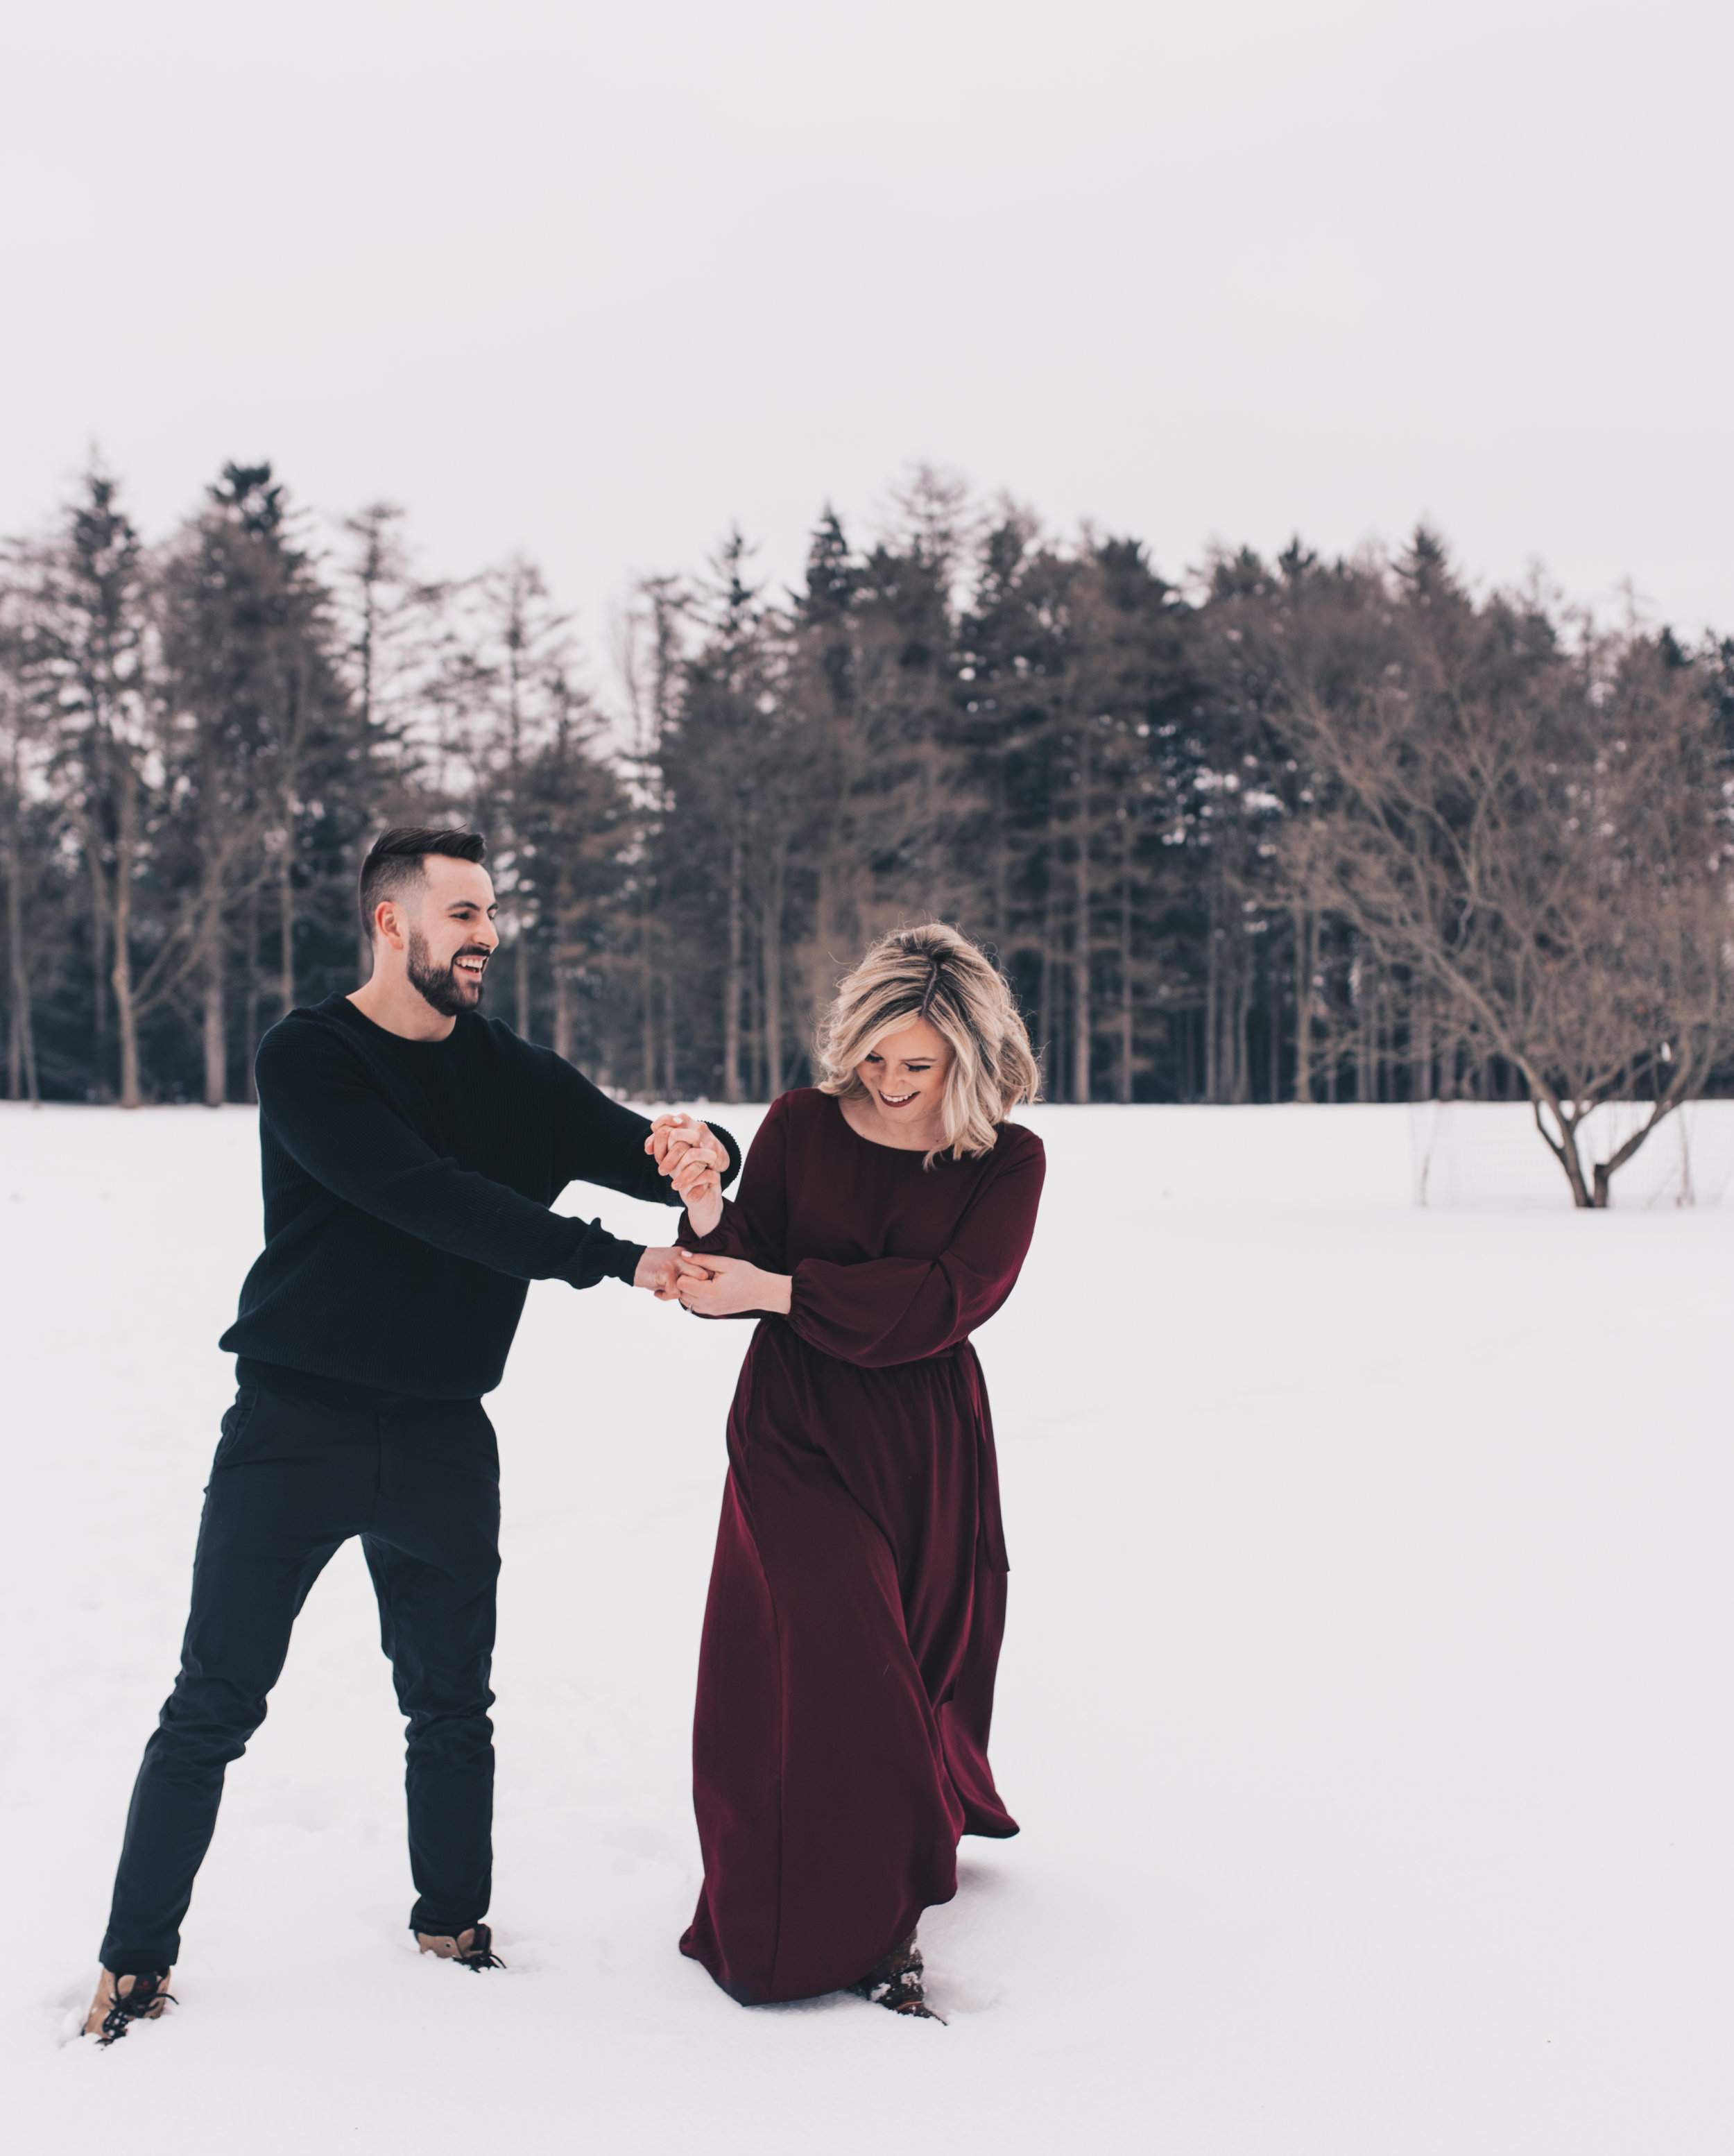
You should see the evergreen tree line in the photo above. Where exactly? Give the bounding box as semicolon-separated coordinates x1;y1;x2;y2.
4;461;1731;1141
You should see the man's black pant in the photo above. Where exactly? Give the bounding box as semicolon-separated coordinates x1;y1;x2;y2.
100;1383;501;1975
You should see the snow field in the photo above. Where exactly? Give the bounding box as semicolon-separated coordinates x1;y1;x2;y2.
3;1102;1731;2153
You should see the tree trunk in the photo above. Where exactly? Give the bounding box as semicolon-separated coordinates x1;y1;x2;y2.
112;762;141;1109
1037;845;1057;1100
1073;722;1091;1104
1532;1090;1594;1207
991;753;1008;948
515;918;532;1041
639;893;656;1097
553;939;574;1063
1374;979;1387;1102
87;839;108;1093
745;933;762;1100
722;818;744;1103
763;844;785;1099
357;837;375;990
242;887;261;1105
1292;907;1314;1104
1072;931;1090;1103
202;912;225;1107
1411;982;1432;1102
279;847;295;1020
1225;940;1242;1112
551;853;576;1065
1116;866;1133;1104
5;805;39;1105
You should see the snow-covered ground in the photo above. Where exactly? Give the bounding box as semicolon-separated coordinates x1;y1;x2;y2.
5;1102;1731;2154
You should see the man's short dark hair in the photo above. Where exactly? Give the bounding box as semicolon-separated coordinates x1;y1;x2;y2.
359;827;488;940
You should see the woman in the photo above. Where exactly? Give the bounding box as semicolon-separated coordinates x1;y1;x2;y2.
669;923;1044;2018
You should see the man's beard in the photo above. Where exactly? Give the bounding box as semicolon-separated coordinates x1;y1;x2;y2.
406;927;489;1018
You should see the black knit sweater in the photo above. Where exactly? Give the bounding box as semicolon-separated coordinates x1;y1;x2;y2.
218;994;739;1401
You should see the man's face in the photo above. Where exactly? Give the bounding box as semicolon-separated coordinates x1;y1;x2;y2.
399;857;499;1016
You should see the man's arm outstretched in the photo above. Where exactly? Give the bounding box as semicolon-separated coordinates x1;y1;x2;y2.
257;1021;674;1291
549;1054;741;1210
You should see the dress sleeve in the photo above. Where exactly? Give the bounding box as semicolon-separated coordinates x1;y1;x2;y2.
255;1021;642;1289
676;1095;789;1270
788;1133;1045;1367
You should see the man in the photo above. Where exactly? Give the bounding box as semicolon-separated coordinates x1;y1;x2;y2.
85;825;735;2044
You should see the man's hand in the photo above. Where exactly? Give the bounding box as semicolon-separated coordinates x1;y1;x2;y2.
674;1251;792;1318
633;1246;687;1300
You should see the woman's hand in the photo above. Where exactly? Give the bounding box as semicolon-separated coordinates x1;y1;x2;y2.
669;1144;723;1235
680;1179;724;1238
646;1114;728;1236
675;1251;792;1318
645;1113;727;1174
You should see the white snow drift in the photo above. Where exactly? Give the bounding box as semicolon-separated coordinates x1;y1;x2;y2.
3;1101;1731;2155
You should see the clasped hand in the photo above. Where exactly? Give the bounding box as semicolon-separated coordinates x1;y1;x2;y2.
633;1118;791;1313
643;1113;728;1229
632;1113;729;1299
669;1251;791;1318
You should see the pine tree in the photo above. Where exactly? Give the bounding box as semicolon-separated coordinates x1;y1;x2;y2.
15;468;155;1102
157;462;357;1102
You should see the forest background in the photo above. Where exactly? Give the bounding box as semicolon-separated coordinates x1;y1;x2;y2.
3;456;1732;1203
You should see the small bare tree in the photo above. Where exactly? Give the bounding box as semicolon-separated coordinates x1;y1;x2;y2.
1283;585;1734;1206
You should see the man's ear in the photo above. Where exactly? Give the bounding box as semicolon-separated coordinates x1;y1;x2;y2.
372;898;408;952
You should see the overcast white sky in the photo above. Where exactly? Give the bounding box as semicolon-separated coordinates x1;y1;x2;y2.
4;0;1730;681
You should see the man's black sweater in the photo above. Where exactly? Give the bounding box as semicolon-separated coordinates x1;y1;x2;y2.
219;994;739;1403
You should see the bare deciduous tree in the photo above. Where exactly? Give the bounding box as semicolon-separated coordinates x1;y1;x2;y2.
1283;579;1734;1204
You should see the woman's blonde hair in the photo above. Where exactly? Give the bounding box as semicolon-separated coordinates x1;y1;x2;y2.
816;923;1042;1165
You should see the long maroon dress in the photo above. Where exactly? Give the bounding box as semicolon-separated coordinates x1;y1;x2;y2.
675;1086;1045;2005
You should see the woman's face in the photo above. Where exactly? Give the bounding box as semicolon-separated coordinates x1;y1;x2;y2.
855;1016;954;1129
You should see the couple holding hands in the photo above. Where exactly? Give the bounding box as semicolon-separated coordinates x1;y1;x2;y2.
85;824;1045;2043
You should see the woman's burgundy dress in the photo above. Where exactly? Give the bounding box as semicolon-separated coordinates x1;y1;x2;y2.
676;1086;1045;2005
